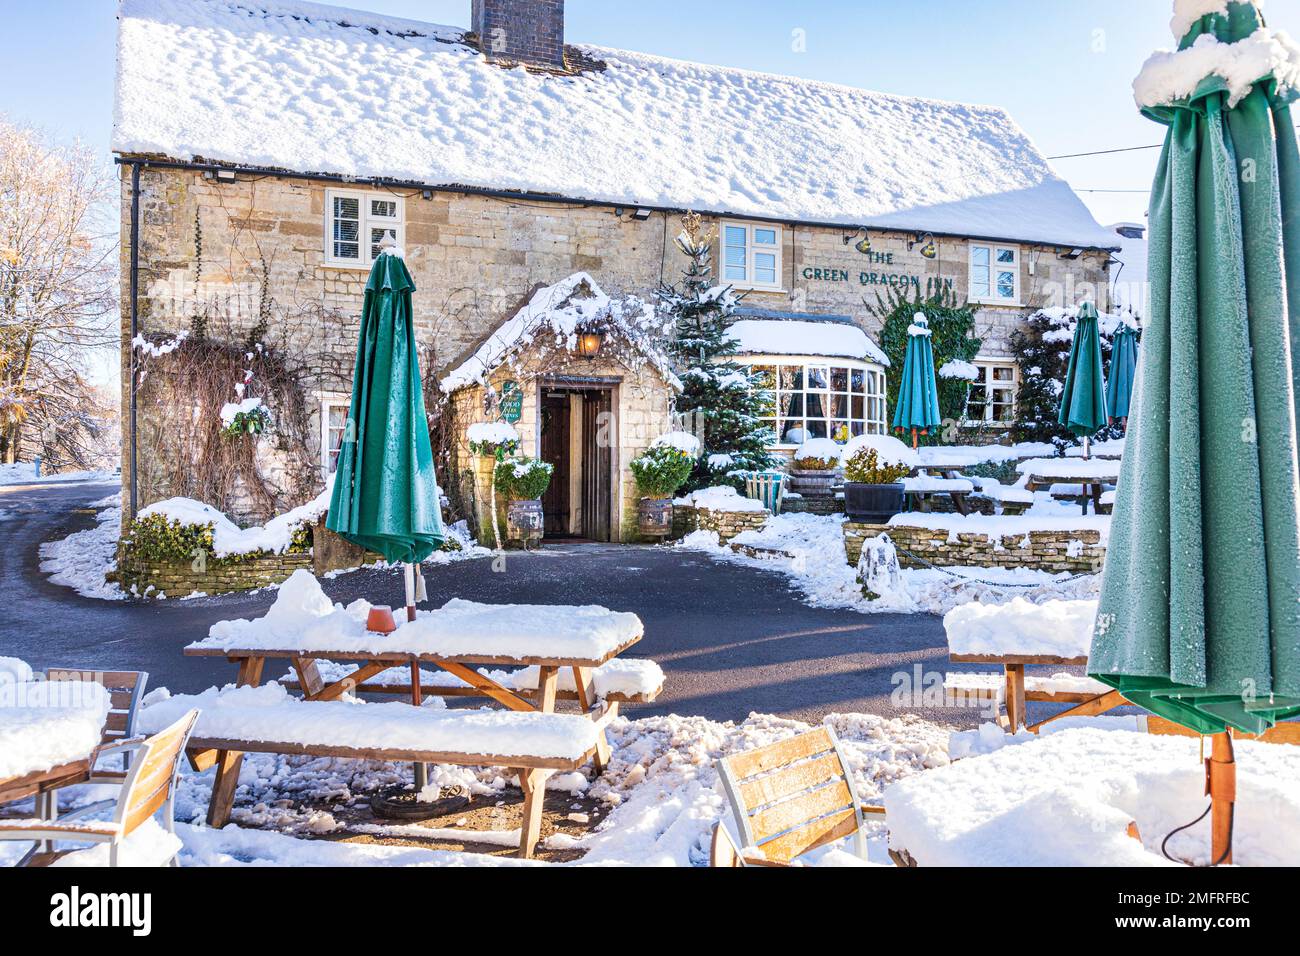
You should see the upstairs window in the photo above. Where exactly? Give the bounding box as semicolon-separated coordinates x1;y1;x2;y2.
721;222;782;290
969;243;1020;304
325;189;404;268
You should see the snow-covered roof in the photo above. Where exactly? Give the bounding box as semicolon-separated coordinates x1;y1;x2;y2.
115;0;1119;250
439;273;676;392
726;319;890;367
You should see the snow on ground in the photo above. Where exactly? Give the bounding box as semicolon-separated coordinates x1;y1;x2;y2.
145;707;951;867
38;493;127;601
0;463;116;485
887;726;1300;867
690;511;1099;618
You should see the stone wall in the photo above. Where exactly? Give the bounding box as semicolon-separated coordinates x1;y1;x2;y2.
782;496;844;516
843;522;1105;574
671;505;769;544
115;551;314;598
119;165;1114;522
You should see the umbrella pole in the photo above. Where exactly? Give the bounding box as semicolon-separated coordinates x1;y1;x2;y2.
911;427;918;451
1208;732;1235;865
404;562;429;792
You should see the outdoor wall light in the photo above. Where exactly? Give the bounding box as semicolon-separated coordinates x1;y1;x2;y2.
204;168;238;183
577;331;604;358
843;228;870;254
909;232;938;259
1060;247;1084;260
632;208;653;221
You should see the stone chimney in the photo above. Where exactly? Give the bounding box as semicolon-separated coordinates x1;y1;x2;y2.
472;0;566;71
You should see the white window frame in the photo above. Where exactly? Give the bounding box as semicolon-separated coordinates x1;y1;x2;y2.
739;355;888;448
719;221;784;291
324;188;405;269
320;396;351;479
964;358;1019;426
968;242;1021;305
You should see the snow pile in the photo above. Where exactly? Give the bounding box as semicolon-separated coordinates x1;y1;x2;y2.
906;313;932;337
967;477;1035;505
1135;23;1300;109
886;727;1300;866
39;493;127;601
137;483;332;559
841;433;918;469
727;320;890;366
114;0;1117;248
50;818;184;868
138;683;603;761
465;421;519;446
674;485;766;513
937;360;979;380
219;396;267;428
0;463;116;485
943;597;1097;658
888;510;1112;545
0;680;112;781
0;658;34;686
198;569;644;661
792;437;843;465
441;273;672;392
1065;436;1125;458
914;442;1055;468
652;430;702;456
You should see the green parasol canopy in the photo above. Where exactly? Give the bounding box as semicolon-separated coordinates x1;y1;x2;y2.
1057;303;1108;438
891;313;942;440
1105;323;1140;423
326;248;445;564
1090;1;1300;735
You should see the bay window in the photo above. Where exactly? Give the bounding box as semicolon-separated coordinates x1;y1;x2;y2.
743;359;887;446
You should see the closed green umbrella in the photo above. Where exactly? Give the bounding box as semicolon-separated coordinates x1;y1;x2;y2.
1057;302;1108;451
1089;0;1300;864
891;313;942;449
327;241;445;611
1105;322;1140;427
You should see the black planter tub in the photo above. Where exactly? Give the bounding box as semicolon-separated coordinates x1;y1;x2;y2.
843;482;905;523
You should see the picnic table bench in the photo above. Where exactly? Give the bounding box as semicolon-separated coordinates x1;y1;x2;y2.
155;587;657;858
946;653;1125;732
902;471;972;515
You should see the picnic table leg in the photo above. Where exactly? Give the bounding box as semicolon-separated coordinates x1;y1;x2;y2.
207;656;264;828
571;666;610;775
516;766;546;859
1004;664;1027;732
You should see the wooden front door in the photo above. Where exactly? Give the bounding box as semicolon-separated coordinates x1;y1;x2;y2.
540;391;571;536
580;389;613;541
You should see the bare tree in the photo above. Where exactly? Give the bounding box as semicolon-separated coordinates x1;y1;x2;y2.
0;116;118;469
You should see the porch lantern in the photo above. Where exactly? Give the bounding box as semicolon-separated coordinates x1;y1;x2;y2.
577;329;604;359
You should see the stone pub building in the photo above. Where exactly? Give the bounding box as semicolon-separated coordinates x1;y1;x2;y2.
115;0;1119;542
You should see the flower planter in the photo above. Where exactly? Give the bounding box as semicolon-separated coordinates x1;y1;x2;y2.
787;468;838;498
844;482;905;523
506;498;544;545
638;497;674;538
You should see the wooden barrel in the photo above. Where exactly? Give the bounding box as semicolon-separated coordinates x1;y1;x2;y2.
787;468;838;497
638;497;674;537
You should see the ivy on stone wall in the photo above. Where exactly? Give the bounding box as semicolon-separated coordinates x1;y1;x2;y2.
867;286;981;445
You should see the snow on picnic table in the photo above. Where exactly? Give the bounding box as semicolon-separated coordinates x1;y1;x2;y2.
138;683;602;762
943;597;1097;659
194;569;643;661
0;680;111;782
1016;457;1123;480
914;442;1055;469
885;726;1300;867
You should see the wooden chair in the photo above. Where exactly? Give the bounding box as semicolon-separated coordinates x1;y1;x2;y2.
0;709;198;867
36;668;150;820
711;726;885;866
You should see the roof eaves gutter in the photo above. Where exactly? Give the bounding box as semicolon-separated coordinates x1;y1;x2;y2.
112;154;1122;254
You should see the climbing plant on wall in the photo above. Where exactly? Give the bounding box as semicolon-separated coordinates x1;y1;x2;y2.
867;286;981;445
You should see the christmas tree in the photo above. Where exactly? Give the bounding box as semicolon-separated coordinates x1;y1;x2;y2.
659;213;776;491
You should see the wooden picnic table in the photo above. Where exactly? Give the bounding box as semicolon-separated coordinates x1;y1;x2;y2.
183;631;643;828
948;653;1126;732
1017;457;1122;515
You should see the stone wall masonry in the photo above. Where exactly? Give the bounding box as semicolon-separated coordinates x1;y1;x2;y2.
119;165;1114;522
842;522;1105;574
115;551;314;598
671;505;770;544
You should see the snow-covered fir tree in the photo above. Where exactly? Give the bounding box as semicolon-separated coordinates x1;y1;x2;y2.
659;213;775;490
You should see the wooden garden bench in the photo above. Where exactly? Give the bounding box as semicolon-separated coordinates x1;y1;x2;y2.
710;726;884;866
